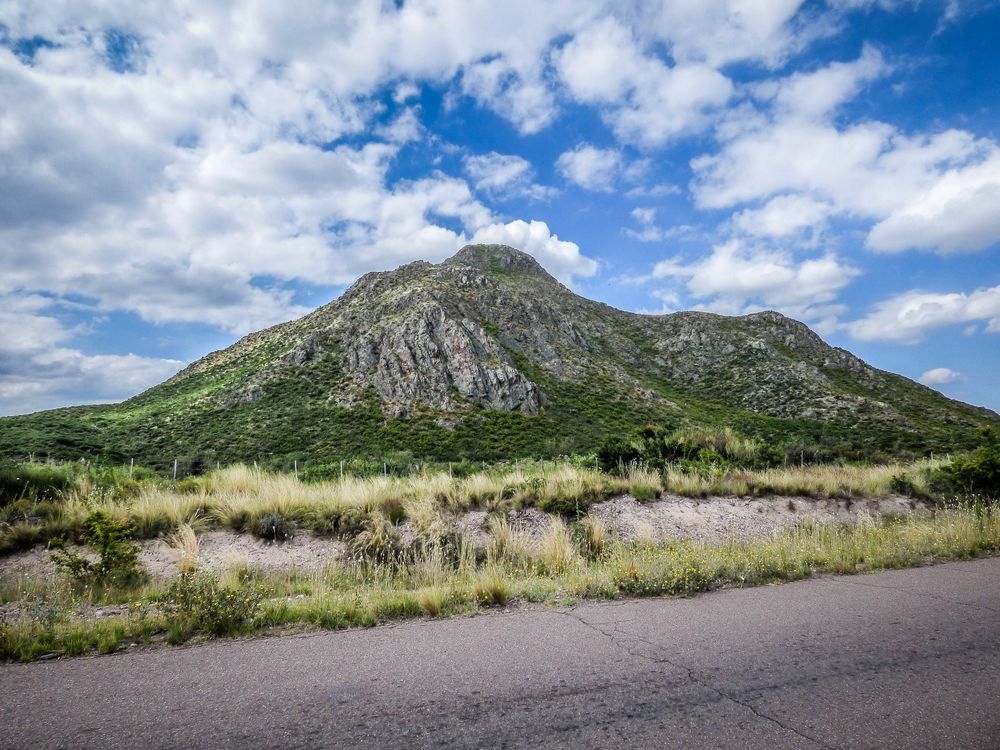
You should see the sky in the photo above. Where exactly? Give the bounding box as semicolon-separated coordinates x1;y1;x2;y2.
2;0;1000;417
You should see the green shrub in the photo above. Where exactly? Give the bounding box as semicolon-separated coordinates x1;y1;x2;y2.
536;492;596;519
160;572;267;637
348;513;403;566
330;506;371;539
48;511;144;587
0;462;75;507
936;433;1000;498
596;437;642;474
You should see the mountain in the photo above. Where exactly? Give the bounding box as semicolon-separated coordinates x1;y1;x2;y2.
2;244;996;468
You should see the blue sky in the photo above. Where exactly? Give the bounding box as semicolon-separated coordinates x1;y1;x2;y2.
2;0;999;416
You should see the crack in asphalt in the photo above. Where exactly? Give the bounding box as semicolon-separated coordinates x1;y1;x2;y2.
826;576;1000;613
556;607;837;749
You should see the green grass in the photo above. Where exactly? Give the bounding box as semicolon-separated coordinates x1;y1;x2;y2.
2;502;997;662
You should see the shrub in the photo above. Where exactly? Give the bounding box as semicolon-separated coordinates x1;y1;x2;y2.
160;572;267;637
0;462;76;507
597;437;642;474
48;511;144;587
252;513;296;542
330;506;370;539
576;517;608;559
472;566;509;606
935;433;1000;498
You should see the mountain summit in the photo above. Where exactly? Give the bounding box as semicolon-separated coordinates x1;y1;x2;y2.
2;244;996;465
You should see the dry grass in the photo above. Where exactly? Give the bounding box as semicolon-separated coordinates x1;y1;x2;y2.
662;458;947;499
536;518;581;574
165;523;199;574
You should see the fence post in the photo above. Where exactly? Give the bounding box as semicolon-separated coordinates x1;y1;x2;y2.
129;457;134;478
340;460;344;481
294;460;298;480
383;462;387;478
172;459;178;482
449;461;453;478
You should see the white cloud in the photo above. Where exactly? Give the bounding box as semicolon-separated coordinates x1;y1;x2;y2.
470;219;598;284
732;195;832;238
867;152;1000;253
846;285;1000;343
0;293;184;416
918;367;961;387
751;44;888;120
624;207;666;242
555;144;622;191
692;48;1000;254
555;16;733;147
463;151;557;201
651;239;860;323
639;0;814;68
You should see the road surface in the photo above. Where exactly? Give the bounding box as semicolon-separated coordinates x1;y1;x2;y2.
3;558;999;749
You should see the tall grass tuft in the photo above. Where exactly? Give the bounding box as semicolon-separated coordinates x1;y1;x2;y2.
166;523;199;574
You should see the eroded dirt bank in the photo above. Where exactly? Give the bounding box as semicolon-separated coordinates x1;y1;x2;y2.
0;494;925;582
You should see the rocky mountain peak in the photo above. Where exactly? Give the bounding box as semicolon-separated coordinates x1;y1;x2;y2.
445;244;557;283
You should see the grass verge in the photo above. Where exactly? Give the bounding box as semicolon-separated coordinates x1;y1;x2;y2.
2;501;997;662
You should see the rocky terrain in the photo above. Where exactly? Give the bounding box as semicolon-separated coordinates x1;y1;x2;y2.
1;244;995;465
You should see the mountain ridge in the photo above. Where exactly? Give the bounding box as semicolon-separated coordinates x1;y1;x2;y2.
2;244;996;467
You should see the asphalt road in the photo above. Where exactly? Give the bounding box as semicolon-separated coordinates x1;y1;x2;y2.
3;558;999;749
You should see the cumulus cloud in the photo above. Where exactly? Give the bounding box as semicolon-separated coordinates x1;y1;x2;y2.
692;48;1000;254
866;152;1000;253
0;294;184;416
846;285;1000;344
651;239;860;324
624;207;666;242
555;16;733;146
732;195;832;238
555;144;623;191
470;219;598;284
463;152;557;201
917;367;962;387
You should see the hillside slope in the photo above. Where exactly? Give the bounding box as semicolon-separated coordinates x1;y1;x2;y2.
2;244;995;467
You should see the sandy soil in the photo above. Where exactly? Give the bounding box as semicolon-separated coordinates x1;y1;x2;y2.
0;494;925;584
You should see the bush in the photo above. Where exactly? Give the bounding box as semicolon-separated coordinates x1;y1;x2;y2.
936;433;1000;498
597;437;642;474
160;572;267;637
252;513;296;541
48;511;144;587
536;492;595;519
349;512;403;566
0;462;76;508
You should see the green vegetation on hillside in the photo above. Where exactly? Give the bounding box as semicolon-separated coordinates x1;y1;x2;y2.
1;245;995;468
